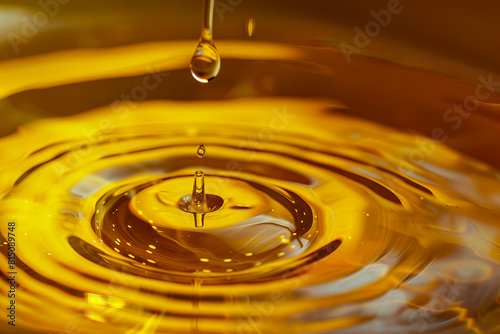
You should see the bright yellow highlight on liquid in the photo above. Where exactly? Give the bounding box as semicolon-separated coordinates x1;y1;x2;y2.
247;18;255;37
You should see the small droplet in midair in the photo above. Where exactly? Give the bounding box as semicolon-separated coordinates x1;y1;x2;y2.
197;144;206;158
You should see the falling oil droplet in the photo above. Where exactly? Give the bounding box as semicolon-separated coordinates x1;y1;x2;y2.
197;144;206;158
190;0;220;83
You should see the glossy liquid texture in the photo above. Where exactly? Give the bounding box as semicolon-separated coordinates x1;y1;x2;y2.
190;0;221;83
1;19;500;334
177;170;224;228
196;144;206;158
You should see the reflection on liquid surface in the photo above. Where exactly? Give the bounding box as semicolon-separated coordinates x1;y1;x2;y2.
0;34;500;334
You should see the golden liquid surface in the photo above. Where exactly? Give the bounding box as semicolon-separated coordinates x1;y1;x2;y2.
1;35;500;334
